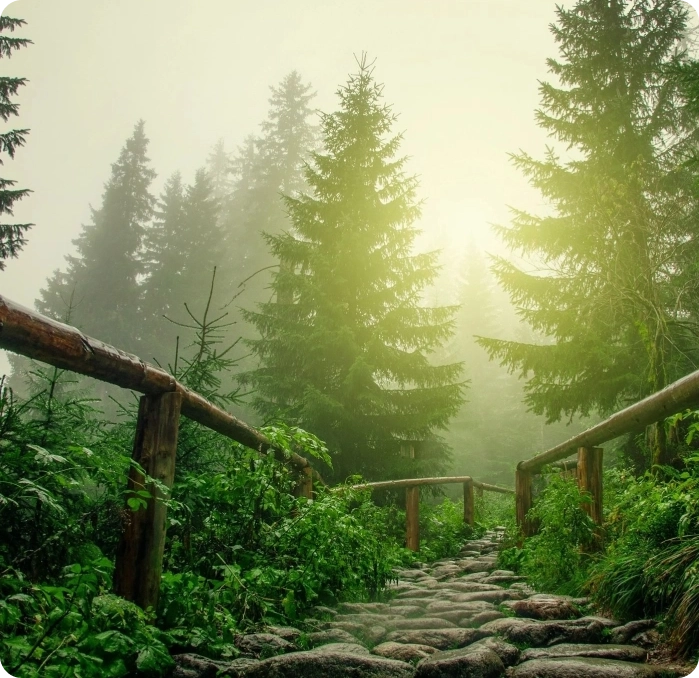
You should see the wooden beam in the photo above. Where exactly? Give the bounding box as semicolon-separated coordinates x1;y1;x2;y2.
113;392;181;611
515;466;535;538
0;295;317;476
405;486;420;552
517;368;699;473
473;480;515;495
351;475;472;491
347;476;513;493
577;447;603;526
463;479;474;527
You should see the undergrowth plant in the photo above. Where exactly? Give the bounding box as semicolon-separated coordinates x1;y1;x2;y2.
499;473;595;595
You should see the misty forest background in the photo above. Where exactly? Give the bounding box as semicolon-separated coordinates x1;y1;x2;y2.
5;54;600;489
6;0;699;483
6;0;699;674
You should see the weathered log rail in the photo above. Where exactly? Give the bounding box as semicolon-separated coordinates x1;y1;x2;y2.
0;296;313;469
345;476;514;551
0;294;511;605
514;368;699;536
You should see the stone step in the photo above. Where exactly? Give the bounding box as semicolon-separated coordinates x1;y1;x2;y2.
170;536;684;678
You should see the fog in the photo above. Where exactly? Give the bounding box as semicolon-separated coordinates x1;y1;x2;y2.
2;0;559;317
4;0;698;484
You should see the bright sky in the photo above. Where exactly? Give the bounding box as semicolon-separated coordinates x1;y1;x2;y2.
1;0;697;359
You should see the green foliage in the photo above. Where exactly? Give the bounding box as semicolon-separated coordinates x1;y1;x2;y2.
503;474;595;595
418;498;476;561
0;15;33;269
508;437;699;657
38;121;156;355
140;168;224;365
1;558;173;678
1;301;412;670
0;370;130;579
478;0;699;428
242;55;464;481
475;491;515;532
587;456;699;653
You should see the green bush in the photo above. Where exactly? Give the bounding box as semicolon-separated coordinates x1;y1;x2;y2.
500;473;595;595
418;498;477;561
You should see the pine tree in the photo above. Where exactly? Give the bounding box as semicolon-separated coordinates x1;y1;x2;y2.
478;0;699;465
0;16;32;269
206;138;233;204
140;168;222;364
140;171;186;360
38;121;156;353
242;57;464;481
223;71;318;308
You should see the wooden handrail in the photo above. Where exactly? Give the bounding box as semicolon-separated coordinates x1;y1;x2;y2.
518;368;699;473
0;295;314;472
346;476;514;494
342;475;513;552
0;293;514;586
514;367;699;537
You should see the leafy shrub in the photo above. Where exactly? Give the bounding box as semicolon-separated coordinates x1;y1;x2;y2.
1;558;174;678
507;473;595;595
475;491;515;531
418;498;476;561
587;453;699;657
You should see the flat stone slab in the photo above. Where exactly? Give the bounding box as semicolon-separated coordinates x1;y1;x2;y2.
309;643;371;655
501;594;582;621
511;657;673;677
384;627;489;650
414;644;504;678
306;629;364;647
338;602;391;614
469;637;521;667
234;632;294;658
521;643;647;663
390;617;457;630
426;600;494;614
241;651;417;678
464;611;506;627
172;654;262;678
372;642;438;663
609;620;656;645
479;617;606;646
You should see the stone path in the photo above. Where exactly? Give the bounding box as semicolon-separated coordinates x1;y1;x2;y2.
173;529;694;677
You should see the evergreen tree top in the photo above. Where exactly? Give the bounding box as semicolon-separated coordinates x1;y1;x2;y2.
0;16;32;58
0;14;31;270
243;56;463;480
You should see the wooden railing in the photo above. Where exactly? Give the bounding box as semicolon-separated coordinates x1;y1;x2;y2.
346;476;513;551
514;369;699;536
0;295;320;611
0;294;512;608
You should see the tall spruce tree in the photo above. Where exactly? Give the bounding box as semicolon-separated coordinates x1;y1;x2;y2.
223;71;318;309
140;171;186;360
242;57;464;481
206;138;233;204
38;121;156;353
0;16;32;269
140;168;222;365
478;0;699;466
141;168;222;363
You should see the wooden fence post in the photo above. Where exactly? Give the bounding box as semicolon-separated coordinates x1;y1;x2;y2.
463;479;474;527
293;466;314;499
405;485;420;551
114;392;182;611
577;446;603;525
515;465;535;538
